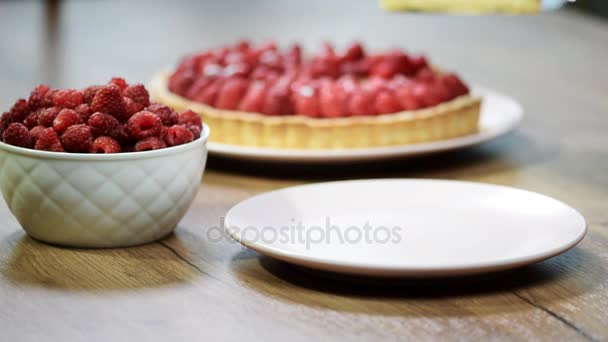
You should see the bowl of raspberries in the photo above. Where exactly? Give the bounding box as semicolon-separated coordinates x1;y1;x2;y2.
0;78;209;247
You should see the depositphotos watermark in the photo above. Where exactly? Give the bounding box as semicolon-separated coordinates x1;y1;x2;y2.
206;217;403;250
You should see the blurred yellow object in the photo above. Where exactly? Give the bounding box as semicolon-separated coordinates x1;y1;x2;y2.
379;0;541;13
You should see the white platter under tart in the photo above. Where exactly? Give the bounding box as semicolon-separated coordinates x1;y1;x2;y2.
208;87;523;163
224;179;586;277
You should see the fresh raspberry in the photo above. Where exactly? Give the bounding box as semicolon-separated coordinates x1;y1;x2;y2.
134;137;166;151
322;42;337;59
29;125;46;142
24;109;43;129
441;73;469;98
200;59;222;74
310;43;340;76
83;85;103;104
196;78;225;105
90;84;127;121
185;77;214;100
233;58;252;73
34;128;64;152
394;85;422;111
9;99;30;123
336;74;358;95
374;90;402;114
28;84;51;109
371;59;399;79
284;44;302;69
146;103;178;126
123;96;143;117
319;79;346;117
262;76;293;115
340;61;361;76
371;54;414;79
224;62;251;78
261;90;283;115
388;74;411;90
164;125;194;147
122;144;135;153
43;89;58;107
168;69;196;96
213;46;231;61
123;83;150;108
0;112;13;137
53;108;83;134
293;83;320;117
235;40;251;52
254;41;278;55
412;83;442;108
390;51;416;75
309;57;340;79
264;70;281;86
335;77;357;117
187;125;202;140
194;52;214;70
361;77;385;99
201;62;223;78
347;90;375;115
347;55;370;77
258;50;283;70
224;51;246;65
53;89;84;108
410;55;429;71
90;136;121;154
109;77;128;91
88;112;121;138
74;103;92;122
177;110;202;128
238;81;267;112
115;125;131;144
38;107;62;127
216;78;249;110
432;79;452;102
176;55;198;72
344;55;380;76
416;68;436;83
251;66;280;82
2;123;32;148
61;124;92;152
341;42;365;62
126;111;162;139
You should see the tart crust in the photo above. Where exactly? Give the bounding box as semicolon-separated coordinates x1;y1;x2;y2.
150;71;482;149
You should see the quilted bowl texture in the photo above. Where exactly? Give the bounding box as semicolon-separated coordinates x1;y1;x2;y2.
0;125;209;248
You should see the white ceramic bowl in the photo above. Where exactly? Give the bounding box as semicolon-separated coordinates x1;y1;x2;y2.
0;124;209;248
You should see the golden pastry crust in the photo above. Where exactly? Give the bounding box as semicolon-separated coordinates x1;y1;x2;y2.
149;71;482;149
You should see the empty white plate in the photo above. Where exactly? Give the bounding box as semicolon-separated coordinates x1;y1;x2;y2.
225;179;586;277
208;87;523;163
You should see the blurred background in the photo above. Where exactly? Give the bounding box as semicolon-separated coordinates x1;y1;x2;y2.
574;0;608;17
0;0;606;114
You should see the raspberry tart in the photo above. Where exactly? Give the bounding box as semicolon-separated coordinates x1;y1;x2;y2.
150;41;481;149
0;78;203;153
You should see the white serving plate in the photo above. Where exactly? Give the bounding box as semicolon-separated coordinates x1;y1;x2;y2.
208;87;523;162
225;179;586;277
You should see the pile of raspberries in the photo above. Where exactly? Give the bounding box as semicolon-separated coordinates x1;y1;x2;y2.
0;78;202;153
168;41;470;117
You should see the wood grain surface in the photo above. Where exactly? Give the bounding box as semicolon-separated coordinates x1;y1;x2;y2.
1;1;607;341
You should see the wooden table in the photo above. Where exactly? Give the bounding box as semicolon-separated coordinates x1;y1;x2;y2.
1;1;607;340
